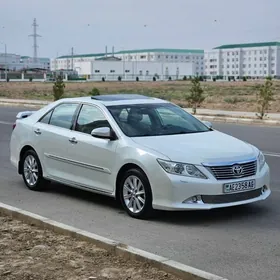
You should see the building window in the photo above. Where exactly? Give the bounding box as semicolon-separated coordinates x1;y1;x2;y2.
248;57;251;61
227;58;230;62
140;55;146;59
110;70;115;73
264;70;267;74
271;57;275;60
260;50;262;54
175;56;178;59
243;64;246;68
166;55;168;58
264;50;267;54
260;57;262;61
125;70;130;73
170;56;173;59
254;64;257;67
95;70;100;73
272;70;275;74
271;63;275;67
158;55;160;59
248;64;251;68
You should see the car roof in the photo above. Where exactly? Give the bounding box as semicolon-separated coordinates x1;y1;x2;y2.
59;94;168;106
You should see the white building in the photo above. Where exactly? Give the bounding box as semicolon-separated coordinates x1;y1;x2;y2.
87;60;195;81
204;42;280;79
0;53;50;71
51;48;204;76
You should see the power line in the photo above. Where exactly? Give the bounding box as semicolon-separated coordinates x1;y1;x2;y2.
29;18;41;63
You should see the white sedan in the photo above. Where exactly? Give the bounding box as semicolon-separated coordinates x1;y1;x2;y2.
10;94;271;219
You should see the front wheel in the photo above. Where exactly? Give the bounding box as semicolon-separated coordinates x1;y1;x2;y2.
21;149;48;191
119;168;154;219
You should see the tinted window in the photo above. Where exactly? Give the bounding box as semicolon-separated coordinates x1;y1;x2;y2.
75;104;110;135
49;103;79;129
107;103;210;137
40;110;53;124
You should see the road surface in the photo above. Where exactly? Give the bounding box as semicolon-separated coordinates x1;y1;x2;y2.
0;106;279;280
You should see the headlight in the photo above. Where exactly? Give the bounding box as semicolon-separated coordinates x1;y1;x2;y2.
258;151;266;171
157;159;207;179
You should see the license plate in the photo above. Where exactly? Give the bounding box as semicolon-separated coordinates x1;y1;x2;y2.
223;179;256;193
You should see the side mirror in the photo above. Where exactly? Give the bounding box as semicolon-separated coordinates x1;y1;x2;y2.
202;121;213;128
91;127;117;140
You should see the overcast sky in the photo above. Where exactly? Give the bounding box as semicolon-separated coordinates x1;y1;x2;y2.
1;0;280;58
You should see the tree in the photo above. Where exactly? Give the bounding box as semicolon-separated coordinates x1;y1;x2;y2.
256;76;275;119
53;74;65;101
89;87;100;96
185;77;205;114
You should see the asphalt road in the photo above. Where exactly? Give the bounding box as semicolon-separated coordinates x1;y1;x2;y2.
0;106;280;280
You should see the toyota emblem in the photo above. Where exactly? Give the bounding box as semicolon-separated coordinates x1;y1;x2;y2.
232;165;244;176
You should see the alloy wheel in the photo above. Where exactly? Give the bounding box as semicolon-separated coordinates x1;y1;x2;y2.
23;155;39;186
123;175;146;214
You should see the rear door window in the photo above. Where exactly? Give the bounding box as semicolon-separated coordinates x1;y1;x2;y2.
49;103;79;129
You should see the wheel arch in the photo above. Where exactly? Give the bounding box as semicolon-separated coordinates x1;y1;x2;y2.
115;163;152;202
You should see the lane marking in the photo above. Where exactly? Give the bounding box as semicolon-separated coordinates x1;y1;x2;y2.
263;152;280;158
0;121;13;125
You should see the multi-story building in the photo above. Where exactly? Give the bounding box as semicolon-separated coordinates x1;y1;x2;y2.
204;42;280;78
51;48;204;76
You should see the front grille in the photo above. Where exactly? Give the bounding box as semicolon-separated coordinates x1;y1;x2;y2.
205;160;257;180
201;188;262;204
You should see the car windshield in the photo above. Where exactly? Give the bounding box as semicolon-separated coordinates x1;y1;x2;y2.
106;103;211;137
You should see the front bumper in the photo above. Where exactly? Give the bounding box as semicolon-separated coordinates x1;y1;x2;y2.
151;163;271;211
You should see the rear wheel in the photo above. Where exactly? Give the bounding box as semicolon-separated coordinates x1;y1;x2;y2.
21;150;48;191
119;168;154;219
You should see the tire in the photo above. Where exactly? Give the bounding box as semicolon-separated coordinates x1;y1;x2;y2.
119;168;154;219
21;149;48;191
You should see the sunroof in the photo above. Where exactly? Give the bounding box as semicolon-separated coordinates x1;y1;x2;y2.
91;94;152;101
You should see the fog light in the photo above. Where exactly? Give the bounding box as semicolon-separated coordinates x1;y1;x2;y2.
262;185;268;193
183;195;203;204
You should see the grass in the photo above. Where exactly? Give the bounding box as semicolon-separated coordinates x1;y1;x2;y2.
0;80;280;112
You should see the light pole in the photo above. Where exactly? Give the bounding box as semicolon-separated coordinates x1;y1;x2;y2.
0;42;7;81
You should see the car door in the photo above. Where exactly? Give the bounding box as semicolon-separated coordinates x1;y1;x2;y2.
65;103;119;194
32;102;81;182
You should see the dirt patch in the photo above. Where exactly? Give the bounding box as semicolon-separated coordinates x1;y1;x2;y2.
0;215;180;280
0;80;280;113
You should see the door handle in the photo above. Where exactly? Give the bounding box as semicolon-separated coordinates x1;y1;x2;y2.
69;137;78;144
34;129;41;135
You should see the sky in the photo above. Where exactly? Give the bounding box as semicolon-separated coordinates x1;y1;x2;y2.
1;0;280;58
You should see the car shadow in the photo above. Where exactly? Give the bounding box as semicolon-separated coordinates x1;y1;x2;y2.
44;181;272;225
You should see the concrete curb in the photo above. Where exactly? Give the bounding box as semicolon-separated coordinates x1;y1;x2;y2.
196;115;280;127
0;202;228;280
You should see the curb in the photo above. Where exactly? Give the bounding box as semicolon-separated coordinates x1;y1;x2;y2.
0;202;228;280
196;115;280;127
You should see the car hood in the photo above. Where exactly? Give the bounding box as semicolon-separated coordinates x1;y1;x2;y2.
131;130;258;165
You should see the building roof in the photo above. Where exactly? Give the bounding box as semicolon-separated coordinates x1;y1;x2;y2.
214;41;280;49
57;48;204;59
